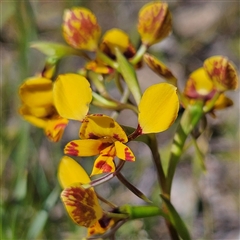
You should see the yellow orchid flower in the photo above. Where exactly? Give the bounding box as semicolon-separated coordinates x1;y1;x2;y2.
18;76;68;142
183;67;216;101
138;1;172;47
86;28;138;74
58;156;115;236
64;114;135;176
183;66;236;114
62;7;101;51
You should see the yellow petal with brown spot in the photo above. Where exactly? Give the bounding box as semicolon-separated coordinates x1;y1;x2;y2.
61;183;103;227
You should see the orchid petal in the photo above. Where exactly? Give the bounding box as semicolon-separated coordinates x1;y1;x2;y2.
61;183;103;227
58;156;90;188
115;141;135;161
19;77;53;107
80;114;128;143
53;73;92;121
91;154;115;176
44;116;68;142
138;83;179;134
64;139;106;156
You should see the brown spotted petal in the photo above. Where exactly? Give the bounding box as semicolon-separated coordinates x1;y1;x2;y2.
61;183;103;227
63;7;101;51
204;56;238;92
144;53;177;86
138;1;172;46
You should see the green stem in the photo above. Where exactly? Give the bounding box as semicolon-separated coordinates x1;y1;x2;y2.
116;172;152;203
148;134;180;240
119;205;169;220
148;134;166;192
166;102;204;195
96;49;119;70
88;71;111;99
130;44;148;65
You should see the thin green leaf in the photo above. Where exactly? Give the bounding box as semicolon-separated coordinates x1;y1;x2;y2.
161;194;191;240
31;41;90;60
26;210;48;239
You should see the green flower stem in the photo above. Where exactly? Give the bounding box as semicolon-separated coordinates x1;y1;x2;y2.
119;205;169;220
148;134;180;240
92;92;118;108
88;71;111;99
116;172;152;203
148;133;167;192
96;49;119;70
166;102;204;195
130;44;148;65
203;91;221;113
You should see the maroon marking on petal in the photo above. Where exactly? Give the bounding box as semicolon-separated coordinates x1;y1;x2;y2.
95;160;113;173
124;147;135;161
88;133;99;139
98;142;111;152
64;142;79;156
113;133;125;142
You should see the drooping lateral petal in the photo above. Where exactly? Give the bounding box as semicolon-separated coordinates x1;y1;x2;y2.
115;141;135;161
19;77;53;107
58;156;90;188
138;83;179;134
53;73;92;121
64;139;106;156
138;2;172;46
204;56;238;91
143;53;177;86
63;7;101;51
80;114;128;143
61;183;103;227
91;154;115;176
44;116;68;142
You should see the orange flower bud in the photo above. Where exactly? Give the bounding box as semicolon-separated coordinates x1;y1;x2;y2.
62;7;101;51
204;56;238;92
138;1;172;47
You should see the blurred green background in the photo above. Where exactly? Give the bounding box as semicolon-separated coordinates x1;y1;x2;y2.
1;1;239;239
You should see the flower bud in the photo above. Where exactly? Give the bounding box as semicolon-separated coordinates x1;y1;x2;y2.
138;1;172;47
204;55;238;92
63;7;101;51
